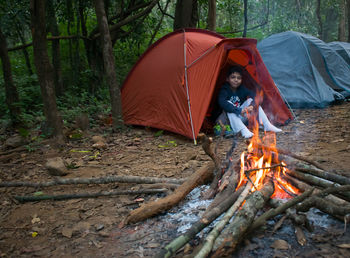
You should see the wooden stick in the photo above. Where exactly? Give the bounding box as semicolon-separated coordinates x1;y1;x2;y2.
255;143;326;170
248;187;314;232
14;188;168;203
123;162;215;225
158;186;244;258
0;175;186;188
287;170;350;201
295;166;350;185
297;196;350;217
194;182;253;258
211;180;274;257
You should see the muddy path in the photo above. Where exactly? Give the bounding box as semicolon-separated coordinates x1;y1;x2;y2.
0;101;350;257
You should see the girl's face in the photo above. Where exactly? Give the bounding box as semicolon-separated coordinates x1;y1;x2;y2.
227;72;242;90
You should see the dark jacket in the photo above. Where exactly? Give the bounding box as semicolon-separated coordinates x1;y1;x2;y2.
218;82;256;115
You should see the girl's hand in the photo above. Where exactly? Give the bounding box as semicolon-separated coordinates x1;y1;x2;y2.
242;106;253;115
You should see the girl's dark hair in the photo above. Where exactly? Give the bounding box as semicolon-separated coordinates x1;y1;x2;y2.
227;65;243;77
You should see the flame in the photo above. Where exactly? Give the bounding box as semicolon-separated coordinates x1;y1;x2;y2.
235;92;300;199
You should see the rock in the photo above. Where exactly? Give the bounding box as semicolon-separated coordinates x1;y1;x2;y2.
92;141;107;150
45;157;68;176
92;135;105;144
4;135;26;149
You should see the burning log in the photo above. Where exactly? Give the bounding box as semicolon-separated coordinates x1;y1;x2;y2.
284;173;349;206
255;143;326;171
210;180;274;257
287;170;350;202
295;166;350;185
123;162;215;225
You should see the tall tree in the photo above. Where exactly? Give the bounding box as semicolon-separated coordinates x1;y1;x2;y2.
93;0;123;129
174;0;198;30
338;0;347;41
207;0;216;31
47;0;64;96
316;0;323;39
0;28;21;126
242;0;248;37
30;0;64;142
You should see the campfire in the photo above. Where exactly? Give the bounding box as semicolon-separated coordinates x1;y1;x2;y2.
236;130;300;200
117;112;350;257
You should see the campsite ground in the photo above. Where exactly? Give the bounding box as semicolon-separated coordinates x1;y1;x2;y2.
1;101;350;257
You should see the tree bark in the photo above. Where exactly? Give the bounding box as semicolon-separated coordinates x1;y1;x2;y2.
174;0;198;30
295;166;350;185
211;180;274;257
316;0;323;39
30;0;64;142
0;28;21;126
15;188;168;203
207;0;216;31
338;0;347;41
47;0;64;96
123;162;215;225
0;175;185;188
242;0;248;37
94;0;123;129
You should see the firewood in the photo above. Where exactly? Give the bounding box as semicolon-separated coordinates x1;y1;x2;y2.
211;180;274;257
123;162;215;225
297;196;350;217
157;185;244;258
14;188;168;203
0;175;185;188
255;143;326;170
195;182;253;258
284;173;349;206
287;170;350;201
295;166;350;185
248;187;314;233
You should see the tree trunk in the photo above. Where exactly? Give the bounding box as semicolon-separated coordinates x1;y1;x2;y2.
30;0;64;142
174;0;198;30
94;0;123;129
348;0;350;42
14;25;33;76
47;0;64;96
339;0;347;41
207;0;216;31
316;0;323;40
242;0;248;37
0;28;22;126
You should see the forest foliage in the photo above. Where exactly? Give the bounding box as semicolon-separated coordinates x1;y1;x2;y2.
0;0;348;135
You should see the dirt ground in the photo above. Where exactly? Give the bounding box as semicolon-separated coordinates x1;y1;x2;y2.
0;101;350;258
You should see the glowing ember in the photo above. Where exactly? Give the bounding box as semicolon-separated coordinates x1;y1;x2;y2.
235;101;300;199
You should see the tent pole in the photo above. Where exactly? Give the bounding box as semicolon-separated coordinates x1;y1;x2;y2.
275;83;298;121
183;29;197;144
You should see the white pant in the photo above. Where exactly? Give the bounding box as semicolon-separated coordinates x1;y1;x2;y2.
227;98;253;133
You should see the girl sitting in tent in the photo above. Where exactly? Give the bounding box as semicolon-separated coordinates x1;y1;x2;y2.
216;65;282;138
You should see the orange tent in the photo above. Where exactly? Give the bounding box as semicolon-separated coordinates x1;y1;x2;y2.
121;29;293;141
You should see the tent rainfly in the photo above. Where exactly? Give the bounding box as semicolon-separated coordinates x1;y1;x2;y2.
257;31;350;108
121;29;293;141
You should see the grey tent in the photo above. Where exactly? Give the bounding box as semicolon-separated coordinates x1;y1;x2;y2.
257;31;350;108
328;41;350;66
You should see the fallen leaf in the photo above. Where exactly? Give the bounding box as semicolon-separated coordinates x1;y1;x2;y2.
337;243;350;249
270;239;290;250
61;227;73;238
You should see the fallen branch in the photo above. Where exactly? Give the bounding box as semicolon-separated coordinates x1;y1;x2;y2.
211;180;274;257
195;182;252;258
14;188;167;203
295;166;350;185
0;175;185;188
256;144;326;170
297;196;350;217
248;187;314;233
123;162;215;225
287;170;350;201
